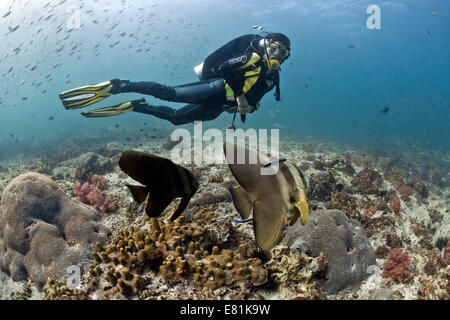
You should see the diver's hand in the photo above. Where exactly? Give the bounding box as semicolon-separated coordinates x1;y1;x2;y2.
236;94;251;114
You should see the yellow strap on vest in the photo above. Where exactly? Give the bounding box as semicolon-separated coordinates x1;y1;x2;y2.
237;52;261;70
225;66;262;96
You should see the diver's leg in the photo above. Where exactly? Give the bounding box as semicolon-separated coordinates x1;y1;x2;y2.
118;78;225;104
133;100;224;125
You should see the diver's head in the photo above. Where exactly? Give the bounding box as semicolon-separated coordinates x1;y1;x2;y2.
259;32;291;70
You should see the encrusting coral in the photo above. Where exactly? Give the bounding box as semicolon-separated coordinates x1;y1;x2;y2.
87;216;268;298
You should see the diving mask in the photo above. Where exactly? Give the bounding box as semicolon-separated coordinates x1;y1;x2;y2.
267;42;290;60
263;39;290;70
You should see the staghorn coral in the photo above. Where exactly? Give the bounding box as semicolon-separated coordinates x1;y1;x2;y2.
351;168;383;195
382;248;412;283
73;181;117;213
43;278;88;300
88;216;267;299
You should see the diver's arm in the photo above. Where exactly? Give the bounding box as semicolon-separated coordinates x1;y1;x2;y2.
219;52;258;114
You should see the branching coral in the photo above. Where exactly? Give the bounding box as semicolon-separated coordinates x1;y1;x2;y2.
73;181;117;213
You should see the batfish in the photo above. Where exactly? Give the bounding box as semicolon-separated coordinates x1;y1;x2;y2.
224;142;309;251
119;151;199;220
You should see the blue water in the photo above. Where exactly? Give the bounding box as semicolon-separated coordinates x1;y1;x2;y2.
0;0;449;159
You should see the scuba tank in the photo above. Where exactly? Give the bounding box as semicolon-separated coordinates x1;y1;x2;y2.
194;63;204;81
192;34;263;80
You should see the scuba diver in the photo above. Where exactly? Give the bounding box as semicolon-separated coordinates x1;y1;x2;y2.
59;32;291;127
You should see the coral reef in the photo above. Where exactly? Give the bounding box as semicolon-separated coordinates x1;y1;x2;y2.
382;248;412;283
74;152;114;182
283;209;377;293
443;240;450;266
0;172;111;288
374;245;390;259
325;192;358;216
390;196;401;214
74;181;117;213
87;216;267;299
89;174;108;190
351;168;383;195
31;161;52;175
307;171;337;201
264;244;326;299
189;191;231;207
396;177;413;202
43;278;88;300
95;141;124;158
386;233;403;249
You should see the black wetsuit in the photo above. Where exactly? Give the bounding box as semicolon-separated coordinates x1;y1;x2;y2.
118;34;281;125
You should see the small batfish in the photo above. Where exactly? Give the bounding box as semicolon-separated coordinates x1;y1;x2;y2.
119;151;199;220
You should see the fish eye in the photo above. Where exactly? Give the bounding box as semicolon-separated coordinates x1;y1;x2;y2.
289;196;296;203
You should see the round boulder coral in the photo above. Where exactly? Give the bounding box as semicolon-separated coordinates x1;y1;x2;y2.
283;209;377;294
0;172;111;288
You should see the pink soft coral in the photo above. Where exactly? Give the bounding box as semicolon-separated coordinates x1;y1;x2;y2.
73;181;117;213
89;174;107;190
383;248;411;283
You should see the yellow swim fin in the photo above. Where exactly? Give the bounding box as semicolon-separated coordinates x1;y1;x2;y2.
59;79;122;110
81;99;144;118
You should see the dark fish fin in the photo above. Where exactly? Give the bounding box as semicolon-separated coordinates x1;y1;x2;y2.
253;201;286;251
126;184;150;203
170;197;192;221
145;194;174;217
229;186;254;220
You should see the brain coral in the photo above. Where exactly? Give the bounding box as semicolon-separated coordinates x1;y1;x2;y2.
283;209;377;294
0;172;111;288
